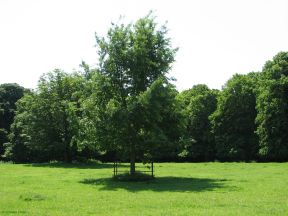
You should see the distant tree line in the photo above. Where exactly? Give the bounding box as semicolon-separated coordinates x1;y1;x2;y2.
1;15;288;164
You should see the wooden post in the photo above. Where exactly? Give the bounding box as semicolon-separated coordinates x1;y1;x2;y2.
113;161;115;177
151;161;154;177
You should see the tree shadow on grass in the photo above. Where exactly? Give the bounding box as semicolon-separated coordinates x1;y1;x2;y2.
80;176;230;192
24;162;129;169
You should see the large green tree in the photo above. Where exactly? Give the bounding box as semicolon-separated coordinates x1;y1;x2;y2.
178;84;218;161
4;70;86;162
256;52;288;161
0;83;25;159
82;14;179;174
210;73;259;161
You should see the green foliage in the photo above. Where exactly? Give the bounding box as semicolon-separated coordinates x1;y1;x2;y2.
178;85;218;161
135;78;184;161
256;52;288;161
4;70;88;162
82;75;183;162
210;73;259;161
96;13;177;96
3;93;33;162
0;83;25;158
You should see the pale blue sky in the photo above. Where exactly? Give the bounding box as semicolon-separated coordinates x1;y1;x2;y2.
0;0;288;90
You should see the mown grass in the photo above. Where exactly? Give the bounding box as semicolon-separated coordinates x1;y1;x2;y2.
0;162;287;215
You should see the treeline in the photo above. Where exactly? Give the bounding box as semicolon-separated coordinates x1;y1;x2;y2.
0;16;288;163
1;52;287;163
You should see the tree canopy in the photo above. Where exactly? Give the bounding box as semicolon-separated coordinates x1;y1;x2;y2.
210;73;259;161
4;70;88;162
256;52;288;161
178;84;218;161
0;83;25;159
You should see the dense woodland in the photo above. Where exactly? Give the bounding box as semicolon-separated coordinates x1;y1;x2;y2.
1;15;288;168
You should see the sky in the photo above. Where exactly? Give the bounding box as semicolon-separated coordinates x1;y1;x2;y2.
0;0;288;91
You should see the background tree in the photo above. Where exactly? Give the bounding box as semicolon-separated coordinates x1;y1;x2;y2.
82;14;178;174
178;84;218;161
128;78;184;162
3;92;34;162
0;83;25;159
256;52;288;161
4;70;87;162
210;73;259;161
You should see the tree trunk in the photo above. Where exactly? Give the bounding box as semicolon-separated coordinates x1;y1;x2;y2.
130;144;136;175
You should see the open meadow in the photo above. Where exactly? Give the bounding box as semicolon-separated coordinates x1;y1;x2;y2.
0;162;287;216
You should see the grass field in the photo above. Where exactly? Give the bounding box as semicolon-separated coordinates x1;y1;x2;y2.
0;162;287;216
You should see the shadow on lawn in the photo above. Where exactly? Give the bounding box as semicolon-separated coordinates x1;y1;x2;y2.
80;177;229;192
24;162;129;169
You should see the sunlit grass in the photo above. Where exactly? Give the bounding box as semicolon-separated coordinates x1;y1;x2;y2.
0;162;287;215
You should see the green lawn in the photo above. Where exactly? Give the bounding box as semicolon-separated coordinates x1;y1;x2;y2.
0;162;287;216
